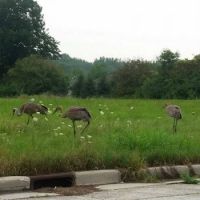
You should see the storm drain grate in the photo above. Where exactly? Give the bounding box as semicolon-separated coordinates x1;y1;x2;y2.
30;172;75;189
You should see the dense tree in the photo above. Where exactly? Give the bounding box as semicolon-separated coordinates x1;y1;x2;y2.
170;59;200;98
71;73;85;97
96;76;110;96
8;55;68;95
93;57;123;73
0;0;60;78
111;60;152;96
81;77;96;98
57;54;92;76
157;49;179;76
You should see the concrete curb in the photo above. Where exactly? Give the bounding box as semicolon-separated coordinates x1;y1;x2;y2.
75;169;121;185
0;170;121;192
0;165;200;192
0;176;30;192
136;164;200;179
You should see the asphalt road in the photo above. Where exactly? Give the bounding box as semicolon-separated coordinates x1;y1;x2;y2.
1;182;200;200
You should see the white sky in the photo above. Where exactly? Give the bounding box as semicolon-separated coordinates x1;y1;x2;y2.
37;0;200;62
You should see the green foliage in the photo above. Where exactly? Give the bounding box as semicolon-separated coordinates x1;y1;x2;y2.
93;57;123;73
158;49;179;70
181;173;200;184
57;54;92;75
96;76;110;96
7;55;68;95
111;60;152;96
81;77;96;98
71;73;85;97
0;0;60;77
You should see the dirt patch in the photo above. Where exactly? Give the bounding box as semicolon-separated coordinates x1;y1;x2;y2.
34;185;100;196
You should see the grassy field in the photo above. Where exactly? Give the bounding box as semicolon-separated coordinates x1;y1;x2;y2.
0;95;200;176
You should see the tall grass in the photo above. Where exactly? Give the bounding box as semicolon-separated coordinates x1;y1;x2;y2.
0;95;200;176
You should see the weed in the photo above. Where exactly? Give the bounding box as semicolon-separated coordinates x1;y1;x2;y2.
181;173;200;184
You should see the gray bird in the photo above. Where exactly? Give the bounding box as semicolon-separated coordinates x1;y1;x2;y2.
13;102;48;124
165;104;182;133
54;106;91;137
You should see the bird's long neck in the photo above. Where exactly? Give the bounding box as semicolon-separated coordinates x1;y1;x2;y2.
53;106;63;114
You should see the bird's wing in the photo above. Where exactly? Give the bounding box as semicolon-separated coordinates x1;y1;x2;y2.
81;108;92;118
40;105;48;111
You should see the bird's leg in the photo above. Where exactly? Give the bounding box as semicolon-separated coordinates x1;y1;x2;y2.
172;118;176;134
174;119;177;133
27;116;31;125
72;120;76;137
27;115;33;125
80;121;90;135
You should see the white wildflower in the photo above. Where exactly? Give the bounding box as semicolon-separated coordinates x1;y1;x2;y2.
30;98;35;102
68;124;72;128
45;117;48;121
88;141;92;144
77;125;83;128
100;110;104;115
33;117;38;122
48;110;52;114
49;103;53;106
110;112;114;114
39;101;43;104
87;135;92;139
80;136;85;140
127;120;132;124
61;122;65;125
130;106;134;110
57;126;61;130
59;133;64;136
36;112;40;115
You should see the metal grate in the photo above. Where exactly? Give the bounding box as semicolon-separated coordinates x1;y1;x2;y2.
30;172;75;189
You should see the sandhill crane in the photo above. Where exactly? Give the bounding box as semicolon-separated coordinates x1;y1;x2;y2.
165;104;182;133
13;102;48;124
54;106;91;137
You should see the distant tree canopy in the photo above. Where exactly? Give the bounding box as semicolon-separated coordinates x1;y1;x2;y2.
0;0;60;78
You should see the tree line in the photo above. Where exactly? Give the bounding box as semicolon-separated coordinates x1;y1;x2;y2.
69;51;200;99
1;0;200;99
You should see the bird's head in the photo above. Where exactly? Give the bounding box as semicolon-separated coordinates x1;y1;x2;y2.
12;108;21;116
163;103;169;109
53;106;63;116
40;104;48;114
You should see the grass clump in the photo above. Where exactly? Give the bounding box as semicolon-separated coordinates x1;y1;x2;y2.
181;173;200;184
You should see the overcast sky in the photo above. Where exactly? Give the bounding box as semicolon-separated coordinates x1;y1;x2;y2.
37;0;200;62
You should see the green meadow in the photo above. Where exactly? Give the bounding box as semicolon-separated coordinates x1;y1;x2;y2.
0;95;200;176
